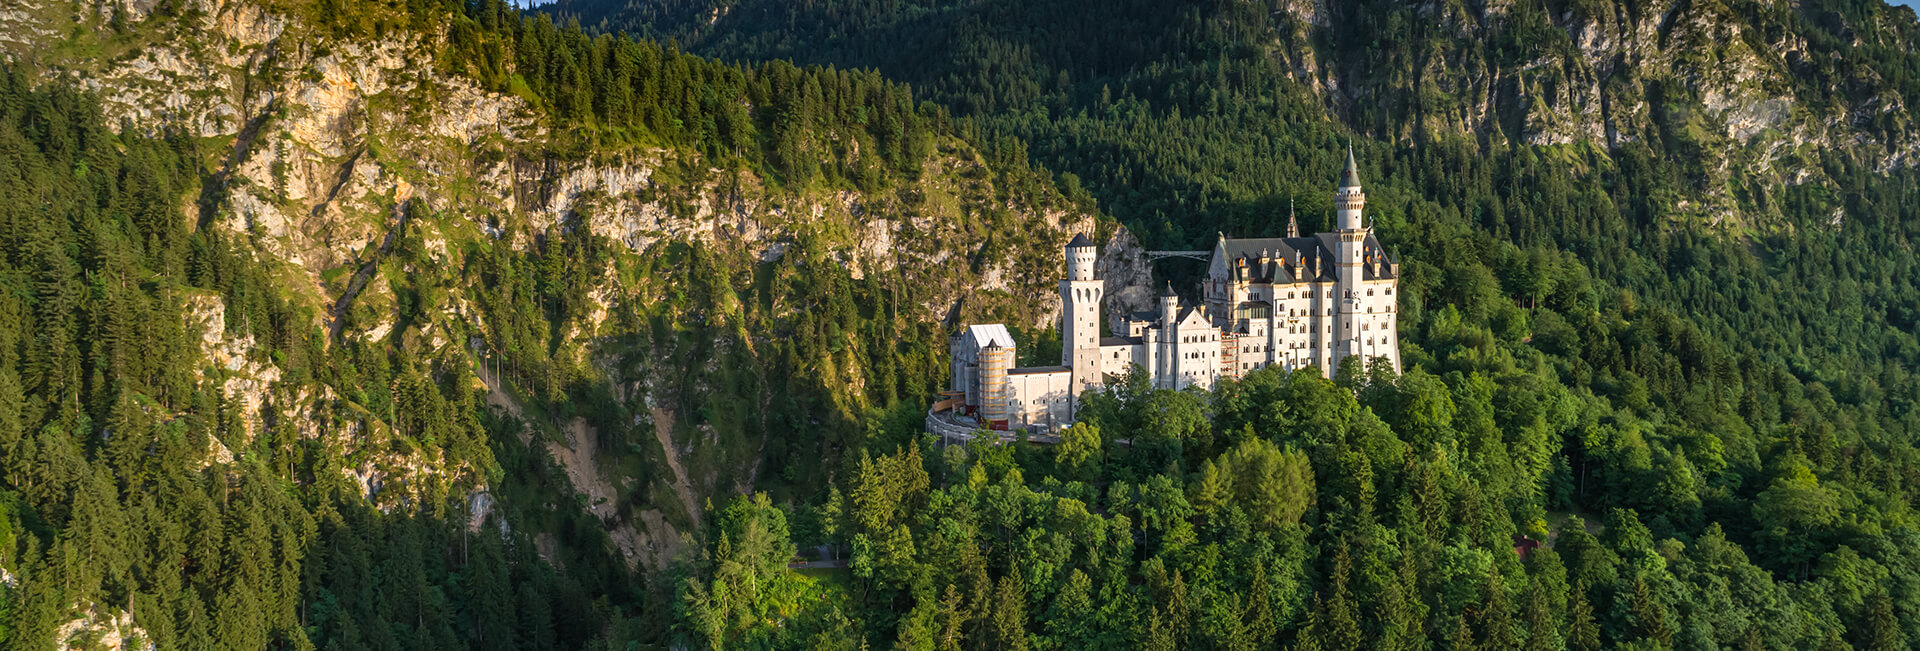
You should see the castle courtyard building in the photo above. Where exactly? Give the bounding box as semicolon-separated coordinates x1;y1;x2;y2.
938;148;1401;433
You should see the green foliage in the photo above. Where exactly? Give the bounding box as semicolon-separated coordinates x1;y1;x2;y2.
14;0;1920;648
0;68;656;648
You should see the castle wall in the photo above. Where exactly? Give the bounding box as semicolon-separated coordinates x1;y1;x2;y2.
1006;369;1073;429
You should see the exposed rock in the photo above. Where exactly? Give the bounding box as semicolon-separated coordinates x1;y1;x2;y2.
53;607;153;651
1098;226;1155;327
0;0;1091;560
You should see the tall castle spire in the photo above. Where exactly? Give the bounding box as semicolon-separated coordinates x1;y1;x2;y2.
1339;144;1362;189
1286;197;1300;237
1335;144;1366;231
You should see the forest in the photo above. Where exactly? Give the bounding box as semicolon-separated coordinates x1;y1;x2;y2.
0;0;1075;647
0;0;1917;648
534;0;1920;648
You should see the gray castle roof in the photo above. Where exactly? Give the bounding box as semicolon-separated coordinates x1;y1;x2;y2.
1213;234;1397;283
1066;232;1095;248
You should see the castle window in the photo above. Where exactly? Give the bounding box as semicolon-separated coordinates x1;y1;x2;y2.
1368;289;1374;296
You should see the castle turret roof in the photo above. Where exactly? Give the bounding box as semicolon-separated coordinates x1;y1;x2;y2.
1339;145;1362;189
1160;282;1178;298
1066;232;1095;248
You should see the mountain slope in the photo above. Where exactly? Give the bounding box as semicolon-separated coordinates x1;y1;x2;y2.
528;0;1920;648
0;0;1142;646
545;0;1920;227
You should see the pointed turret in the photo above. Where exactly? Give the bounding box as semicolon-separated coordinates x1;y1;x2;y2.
1335;144;1366;231
1158;281;1179;329
1286;198;1300;238
1339;145;1363;188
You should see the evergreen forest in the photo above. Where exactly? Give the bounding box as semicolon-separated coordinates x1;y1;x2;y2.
0;0;1916;649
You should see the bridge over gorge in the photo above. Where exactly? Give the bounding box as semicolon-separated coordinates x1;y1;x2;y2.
1147;250;1211;261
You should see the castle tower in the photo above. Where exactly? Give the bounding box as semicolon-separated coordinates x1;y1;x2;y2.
1158;282;1179;388
1334;146;1368;373
1336;146;1365;231
1062;233;1103;396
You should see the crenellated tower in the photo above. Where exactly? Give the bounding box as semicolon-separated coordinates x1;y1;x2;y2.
1061;233;1103;395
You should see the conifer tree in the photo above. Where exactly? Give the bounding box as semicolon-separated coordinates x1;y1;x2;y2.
1522;582;1559;651
1628;574;1673;647
989;574;1029;651
1244;561;1278;648
1291;594;1325;651
1862;591;1905;651
1567;583;1601;651
1480;565;1519;650
1447;612;1477;651
1325;542;1362;650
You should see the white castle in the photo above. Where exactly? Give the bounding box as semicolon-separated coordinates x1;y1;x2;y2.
937;148;1401;434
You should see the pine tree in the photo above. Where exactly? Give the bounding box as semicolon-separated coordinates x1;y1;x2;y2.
1522;582;1559;651
1480;566;1519;650
938;583;970;651
1628;574;1673;647
1291;594;1324;651
1567;583;1600;651
466;532;517;651
989;574;1029;651
1145;606;1177;651
1448;612;1477;651
1243;562;1277;648
1326;542;1362;650
1863;591;1905;651
1819;628;1853;651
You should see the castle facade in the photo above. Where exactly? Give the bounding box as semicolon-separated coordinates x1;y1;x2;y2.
940;149;1400;433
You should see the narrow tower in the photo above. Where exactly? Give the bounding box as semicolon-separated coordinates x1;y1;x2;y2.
1333;146;1368;374
1061;233;1103;396
1158;282;1180;388
1335;146;1366;230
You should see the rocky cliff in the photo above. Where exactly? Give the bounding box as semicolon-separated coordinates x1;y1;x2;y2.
547;0;1920;234
0;0;1147;586
1275;0;1917;223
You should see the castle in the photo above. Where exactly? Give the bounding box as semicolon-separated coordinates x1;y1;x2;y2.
937;148;1401;434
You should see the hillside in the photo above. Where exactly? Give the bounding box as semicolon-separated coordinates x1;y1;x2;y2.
549;0;1920;225
531;0;1920;649
0;0;1916;649
0;0;1141;646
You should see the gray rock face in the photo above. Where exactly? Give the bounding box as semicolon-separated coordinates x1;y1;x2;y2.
1098;227;1155;328
1266;0;1917;225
